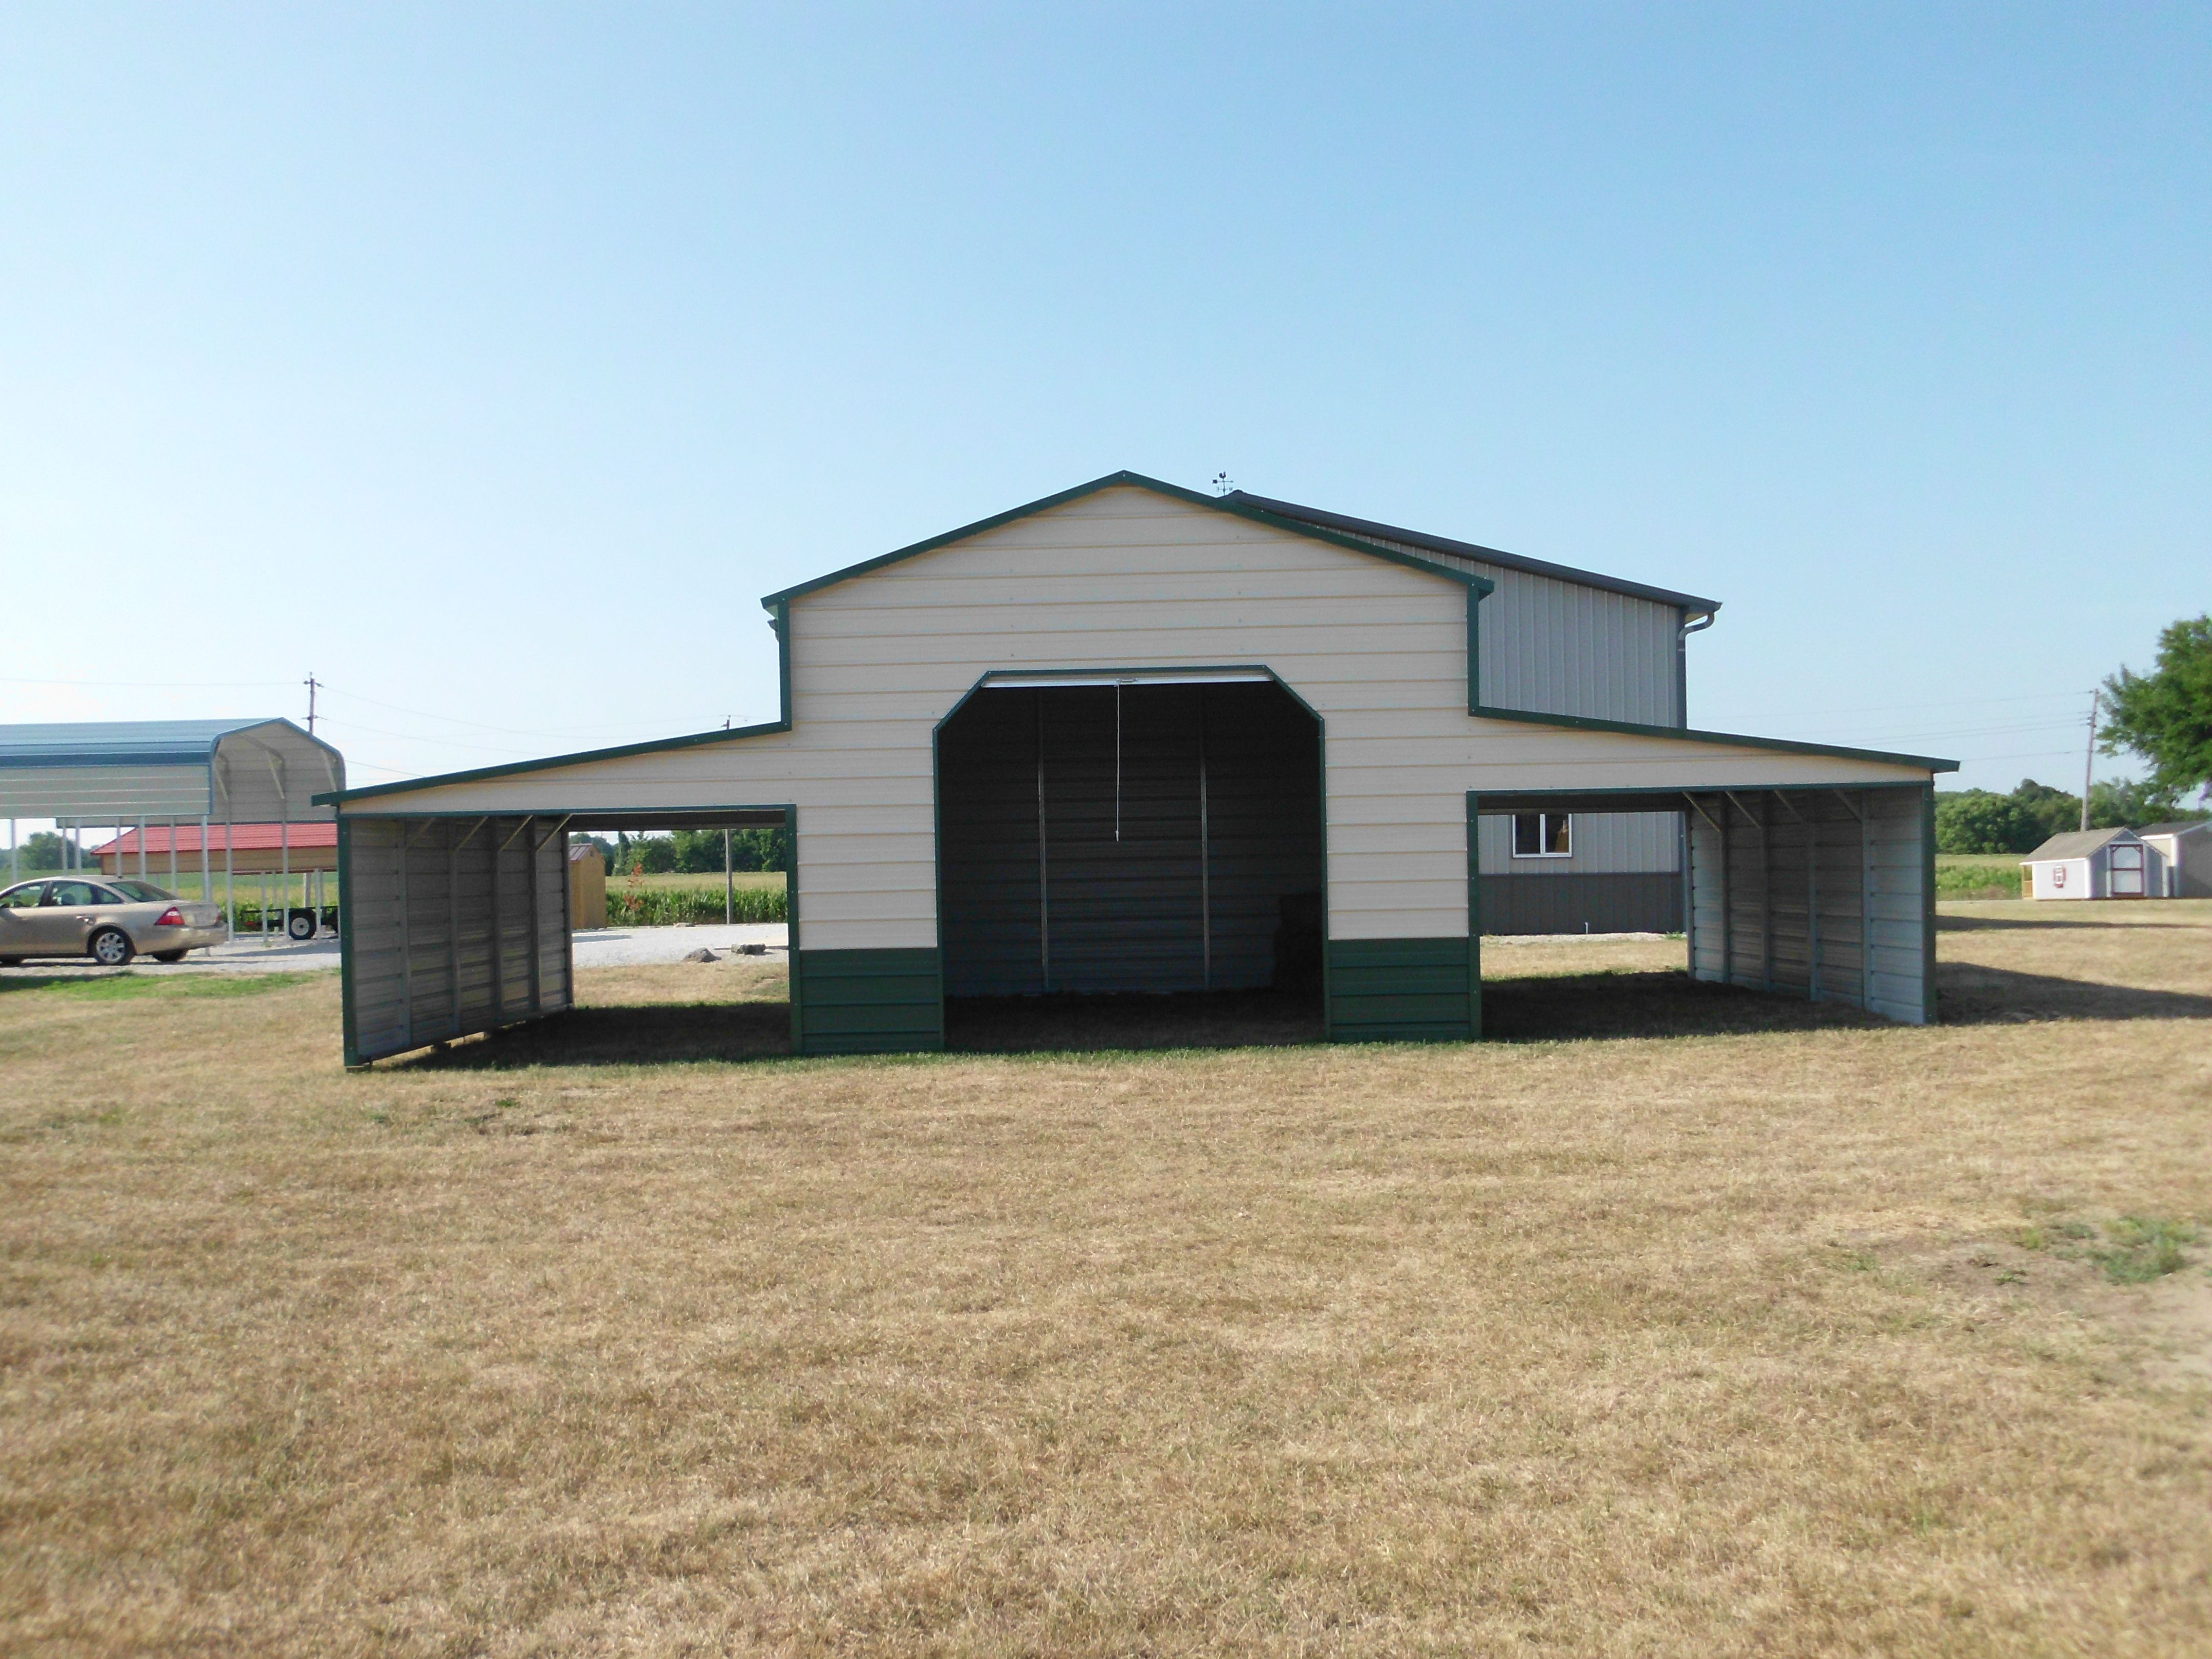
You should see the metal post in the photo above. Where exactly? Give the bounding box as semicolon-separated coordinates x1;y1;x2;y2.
281;793;291;940
1861;791;1875;1012
1198;687;1211;990
224;810;235;943
200;818;209;910
1719;800;1733;986
527;820;542;1015
397;826;413;1047
1760;794;1774;993
447;824;460;1036
8;819;14;887
138;815;147;881
1036;690;1051;990
167;818;177;891
1806;803;1820;1003
491;819;504;1020
724;827;734;926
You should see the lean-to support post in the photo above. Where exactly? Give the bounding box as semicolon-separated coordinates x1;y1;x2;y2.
1198;687;1211;989
1035;690;1051;990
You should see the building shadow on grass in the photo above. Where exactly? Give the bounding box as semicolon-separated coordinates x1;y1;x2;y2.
1481;970;1885;1042
1934;962;2212;1025
1483;964;2212;1042
391;999;793;1070
945;988;1325;1053
1938;912;2199;932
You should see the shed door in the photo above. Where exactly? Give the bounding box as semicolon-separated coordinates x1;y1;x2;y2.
2109;843;2144;897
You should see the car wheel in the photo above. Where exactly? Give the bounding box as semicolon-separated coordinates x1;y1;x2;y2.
287;910;316;941
152;949;187;963
89;928;134;967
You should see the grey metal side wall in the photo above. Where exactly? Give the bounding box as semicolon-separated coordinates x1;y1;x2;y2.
342;815;571;1065
1685;785;1931;1025
1344;533;1684;725
1478;872;1682;935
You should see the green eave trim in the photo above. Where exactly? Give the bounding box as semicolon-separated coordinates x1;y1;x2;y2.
1469;705;1959;773
758;471;1496;611
312;714;793;807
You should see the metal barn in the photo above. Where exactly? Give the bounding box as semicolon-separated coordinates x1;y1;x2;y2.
319;474;1954;1064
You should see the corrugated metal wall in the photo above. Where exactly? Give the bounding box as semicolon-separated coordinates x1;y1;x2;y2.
1685;785;1931;1024
342;815;571;1065
938;681;1322;996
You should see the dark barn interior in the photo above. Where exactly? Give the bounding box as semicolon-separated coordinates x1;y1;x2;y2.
935;679;1323;1040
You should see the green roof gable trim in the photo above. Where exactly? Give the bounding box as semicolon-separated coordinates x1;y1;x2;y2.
757;470;1497;608
1469;704;1959;772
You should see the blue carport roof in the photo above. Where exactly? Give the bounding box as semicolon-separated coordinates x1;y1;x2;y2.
0;718;296;769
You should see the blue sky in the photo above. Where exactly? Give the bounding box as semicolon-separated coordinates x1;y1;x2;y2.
3;4;2205;807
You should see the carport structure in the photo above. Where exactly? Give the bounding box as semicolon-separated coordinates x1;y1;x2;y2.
321;474;1954;1064
1;719;344;934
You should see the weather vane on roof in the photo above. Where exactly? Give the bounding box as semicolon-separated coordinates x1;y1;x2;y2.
1211;472;1233;495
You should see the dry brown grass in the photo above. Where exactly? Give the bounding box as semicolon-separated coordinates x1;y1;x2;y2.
3;904;2210;1654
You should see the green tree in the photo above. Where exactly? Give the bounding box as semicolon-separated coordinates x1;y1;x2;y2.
1935;790;2040;854
12;831;96;871
2101;614;2212;805
2087;776;2203;829
2009;779;2081;845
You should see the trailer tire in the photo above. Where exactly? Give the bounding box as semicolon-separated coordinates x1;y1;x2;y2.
287;909;316;941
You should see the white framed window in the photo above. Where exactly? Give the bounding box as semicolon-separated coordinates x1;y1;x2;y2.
1511;812;1572;858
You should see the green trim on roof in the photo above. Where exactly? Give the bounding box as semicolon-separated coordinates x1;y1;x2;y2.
757;471;1497;610
1469;704;1958;773
313;715;791;806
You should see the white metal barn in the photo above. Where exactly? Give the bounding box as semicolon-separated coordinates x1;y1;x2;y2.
2137;821;2212;898
318;474;1955;1064
2020;827;2164;900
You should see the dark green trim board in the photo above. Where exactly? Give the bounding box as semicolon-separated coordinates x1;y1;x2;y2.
314;717;794;806
1465;795;1483;1036
338;817;360;1068
782;803;801;1054
793;948;942;1055
1466;584;1483;714
1328;938;1475;1043
760;470;1496;611
1225;490;1724;615
1469;704;1959;773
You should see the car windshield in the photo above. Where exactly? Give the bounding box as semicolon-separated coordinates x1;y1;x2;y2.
105;879;179;902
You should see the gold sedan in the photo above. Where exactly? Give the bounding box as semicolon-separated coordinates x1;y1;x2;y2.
0;878;227;966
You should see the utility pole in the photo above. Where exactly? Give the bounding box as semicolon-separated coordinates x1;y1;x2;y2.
304;674;320;735
2080;689;2099;832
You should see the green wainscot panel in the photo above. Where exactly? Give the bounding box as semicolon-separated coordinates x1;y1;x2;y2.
795;947;944;1056
1328;937;1476;1043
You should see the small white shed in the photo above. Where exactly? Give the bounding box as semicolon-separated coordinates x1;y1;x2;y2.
2136;821;2212;898
2020;827;2163;900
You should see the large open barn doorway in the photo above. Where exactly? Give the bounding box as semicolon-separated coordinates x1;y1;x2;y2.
936;675;1323;1048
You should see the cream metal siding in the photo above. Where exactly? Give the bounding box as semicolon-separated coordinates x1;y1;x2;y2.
1685;786;1930;1024
344;815;571;1063
338;486;1937;953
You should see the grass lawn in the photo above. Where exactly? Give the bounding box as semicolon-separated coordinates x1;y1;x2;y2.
3;903;2209;1652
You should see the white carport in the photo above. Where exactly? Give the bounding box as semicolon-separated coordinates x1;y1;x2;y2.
0;719;345;937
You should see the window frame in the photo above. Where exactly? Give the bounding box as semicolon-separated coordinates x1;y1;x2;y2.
1509;811;1573;860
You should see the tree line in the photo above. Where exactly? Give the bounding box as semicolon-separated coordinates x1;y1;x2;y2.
577;828;789;876
1938;613;2210;855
